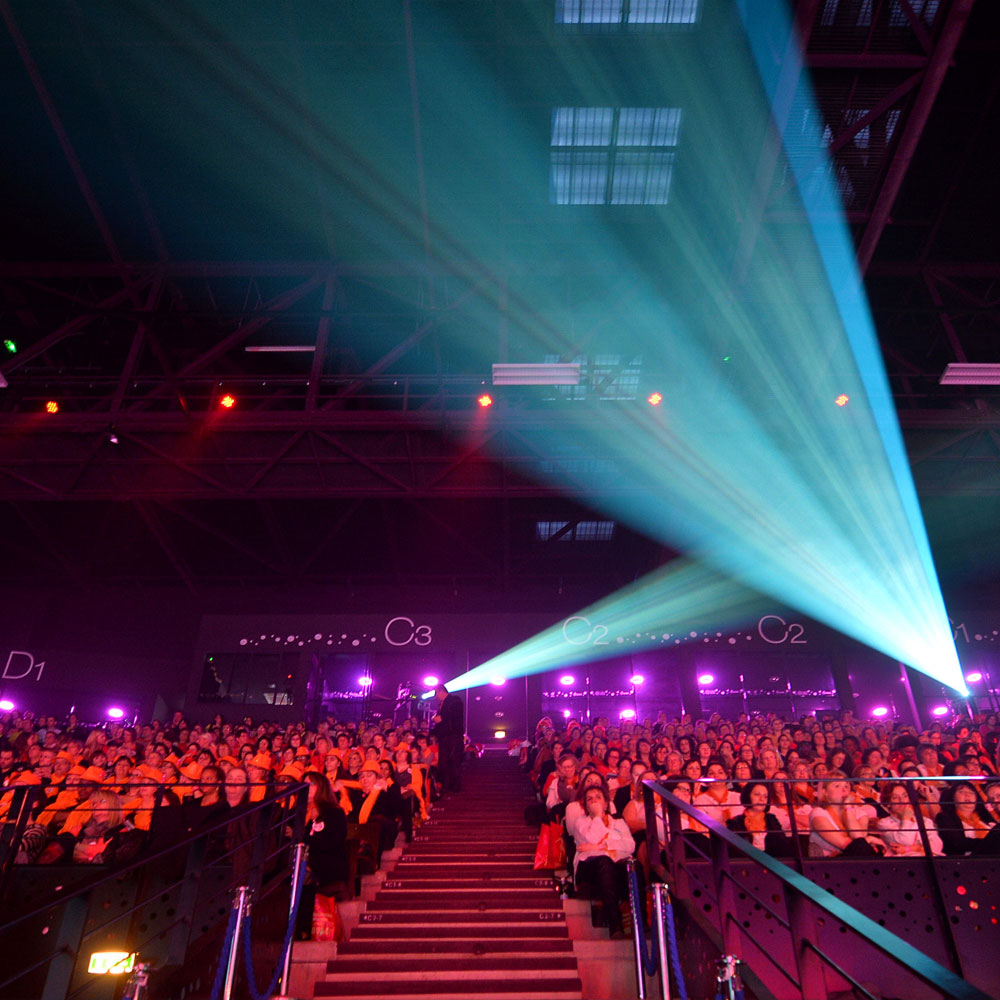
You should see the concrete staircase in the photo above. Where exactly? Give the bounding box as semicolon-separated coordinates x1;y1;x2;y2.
297;751;584;1000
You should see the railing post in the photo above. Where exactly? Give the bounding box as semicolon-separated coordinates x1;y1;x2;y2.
783;884;829;1000
166;832;208;966
652;883;672;1000
709;834;742;958
627;860;647;1000
40;894;89;1000
279;842;308;997
222;885;251;1000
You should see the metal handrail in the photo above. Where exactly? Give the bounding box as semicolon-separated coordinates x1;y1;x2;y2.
641;775;996;1000
0;782;306;1000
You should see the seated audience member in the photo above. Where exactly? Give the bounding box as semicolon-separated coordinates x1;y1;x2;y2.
693;761;743;824
38;790;143;865
809;771;884;857
566;770;613;838
936;781;1000;856
571;785;636;940
545;754;580;820
295;771;348;939
727;782;791;856
346;763;398;854
876;782;943;856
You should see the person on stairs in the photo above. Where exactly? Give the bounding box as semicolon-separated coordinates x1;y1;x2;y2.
571;784;636;940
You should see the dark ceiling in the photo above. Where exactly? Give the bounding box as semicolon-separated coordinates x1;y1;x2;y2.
0;0;998;599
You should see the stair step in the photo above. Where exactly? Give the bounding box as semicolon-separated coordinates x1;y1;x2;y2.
314;977;583;997
337;939;574;955
366;899;559;911
328;956;578;973
349;925;570;939
357;912;565;925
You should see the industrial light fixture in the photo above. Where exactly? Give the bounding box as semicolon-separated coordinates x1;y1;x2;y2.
244;345;316;353
491;363;580;386
940;363;1000;385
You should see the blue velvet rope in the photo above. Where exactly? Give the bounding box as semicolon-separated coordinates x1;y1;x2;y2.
662;886;689;1000
209;903;239;1000
627;864;660;977
241;863;305;1000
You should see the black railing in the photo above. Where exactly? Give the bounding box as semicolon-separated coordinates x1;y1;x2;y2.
0;783;305;1000
641;775;997;1000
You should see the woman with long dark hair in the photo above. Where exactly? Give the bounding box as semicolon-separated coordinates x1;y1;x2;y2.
296;771;349;939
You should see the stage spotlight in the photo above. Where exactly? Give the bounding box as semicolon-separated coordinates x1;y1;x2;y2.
0;699;14;711
871;706;889;718
45;400;59;414
647;392;663;407
620;708;636;720
562;709;571;718
697;673;714;685
494;729;507;739
358;676;373;688
629;674;645;686
106;707;125;720
219;393;237;410
559;674;575;686
490;676;506;687
931;705;948;717
423;674;440;687
965;671;983;684
834;394;850;407
477;393;493;408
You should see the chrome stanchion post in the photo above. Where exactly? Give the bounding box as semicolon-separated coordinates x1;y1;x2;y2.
627;860;647;1000
278;842;308;997
652;883;671;1000
222;886;251;1000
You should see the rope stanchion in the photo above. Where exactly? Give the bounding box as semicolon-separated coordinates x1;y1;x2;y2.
241;847;306;1000
627;861;660;977
662;886;689;1000
209;901;240;1000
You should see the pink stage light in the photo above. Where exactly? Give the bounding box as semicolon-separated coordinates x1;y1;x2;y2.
697;673;714;685
423;675;440;687
358;676;373;688
965;671;983;684
563;709;571;718
0;699;14;711
559;675;575;686
872;706;889;718
107;707;126;720
629;674;645;686
620;708;636;720
490;676;506;687
931;705;948;717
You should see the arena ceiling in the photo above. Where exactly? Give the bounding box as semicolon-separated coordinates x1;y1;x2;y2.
0;0;998;594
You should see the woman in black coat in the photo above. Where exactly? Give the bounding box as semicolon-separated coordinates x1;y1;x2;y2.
296;771;348;938
727;782;792;857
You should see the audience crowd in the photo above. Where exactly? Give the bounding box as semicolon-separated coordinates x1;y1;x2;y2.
2;702;1000;939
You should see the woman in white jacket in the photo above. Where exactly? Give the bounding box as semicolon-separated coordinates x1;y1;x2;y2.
875;781;943;856
572;785;636;939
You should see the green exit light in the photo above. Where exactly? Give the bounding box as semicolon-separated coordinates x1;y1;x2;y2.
3;339;16;354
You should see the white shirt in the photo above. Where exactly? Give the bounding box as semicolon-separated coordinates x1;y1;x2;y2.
572;813;635;871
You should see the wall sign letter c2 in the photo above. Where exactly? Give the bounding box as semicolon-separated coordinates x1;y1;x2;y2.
757;615;807;645
384;617;433;647
562;616;609;646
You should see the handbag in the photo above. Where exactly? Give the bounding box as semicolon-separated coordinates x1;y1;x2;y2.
311;892;344;942
533;821;568;870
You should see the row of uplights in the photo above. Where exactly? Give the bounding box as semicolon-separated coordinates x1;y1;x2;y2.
0;699;126;718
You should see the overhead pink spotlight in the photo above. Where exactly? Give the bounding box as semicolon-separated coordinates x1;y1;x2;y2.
107;707;126;720
559;675;575;686
490;676;506;687
562;709;571;719
423;675;440;688
965;671;983;684
620;708;636;720
0;699;14;711
697;673;714;685
358;676;373;688
931;705;948;717
872;706;889;718
629;674;645;686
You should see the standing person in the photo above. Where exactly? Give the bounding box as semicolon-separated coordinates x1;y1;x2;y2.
433;685;464;794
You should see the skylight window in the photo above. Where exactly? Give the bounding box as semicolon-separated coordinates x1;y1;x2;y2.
535;520;616;541
551;107;681;205
556;0;700;24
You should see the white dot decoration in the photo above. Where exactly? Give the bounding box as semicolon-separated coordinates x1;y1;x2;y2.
352;639;360;647
314;633;323;641
239;639;247;646
689;631;697;638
